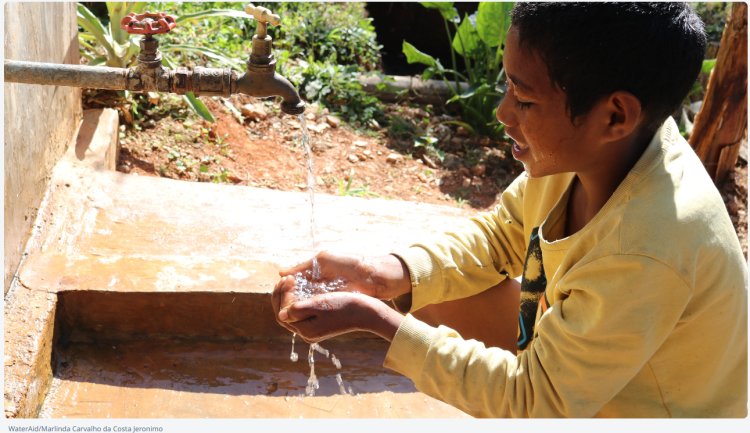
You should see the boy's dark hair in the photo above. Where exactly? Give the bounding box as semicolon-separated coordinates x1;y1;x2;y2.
510;2;707;133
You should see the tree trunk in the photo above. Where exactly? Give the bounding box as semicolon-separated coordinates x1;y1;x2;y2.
689;2;748;184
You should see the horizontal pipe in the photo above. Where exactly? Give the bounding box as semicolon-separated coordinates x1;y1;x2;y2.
4;59;303;114
4;60;128;90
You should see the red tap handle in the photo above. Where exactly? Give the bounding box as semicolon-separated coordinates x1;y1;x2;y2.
120;12;176;35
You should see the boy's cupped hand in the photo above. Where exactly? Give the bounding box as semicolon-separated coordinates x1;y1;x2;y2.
277;251;411;301
272;277;383;343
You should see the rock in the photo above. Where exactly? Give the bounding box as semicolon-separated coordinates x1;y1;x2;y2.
479;137;492;147
442;154;462;169
305;111;317;121
448;137;465;150
325;115;341;128
386;153;403;164
417;172;429;183
241;103;268;121
462;176;472;188
456;126;470;137
368;119;380;129
354;140;368;148
470;163;486;177
357;153;368;161
348;154;360;163
422;155;438;169
307;123;329;133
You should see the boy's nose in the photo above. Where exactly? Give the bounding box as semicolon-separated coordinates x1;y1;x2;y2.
495;96;517;127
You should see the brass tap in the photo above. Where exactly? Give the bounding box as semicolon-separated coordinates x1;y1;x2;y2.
236;3;305;115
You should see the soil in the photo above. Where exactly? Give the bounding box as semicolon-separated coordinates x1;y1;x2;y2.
109;93;747;257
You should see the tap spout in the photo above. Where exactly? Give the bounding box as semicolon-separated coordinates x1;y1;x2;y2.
234;69;305;115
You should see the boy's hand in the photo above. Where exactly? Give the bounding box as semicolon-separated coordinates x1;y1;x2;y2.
278;252;412;300
274;288;403;343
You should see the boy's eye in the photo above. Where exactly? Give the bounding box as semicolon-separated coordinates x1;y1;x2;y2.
516;100;533;110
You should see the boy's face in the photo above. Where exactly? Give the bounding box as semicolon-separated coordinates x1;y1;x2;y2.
496;26;603;178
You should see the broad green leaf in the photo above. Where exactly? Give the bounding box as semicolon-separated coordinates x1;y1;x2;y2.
176;9;251;23
701;58;716;75
452;14;480;56
107;2;128;44
439;119;476;134
420;2;459;22
184;92;215;122
476;2;514;48
88;56;108;66
457;83;491;99
77;3;117;61
402;41;438;67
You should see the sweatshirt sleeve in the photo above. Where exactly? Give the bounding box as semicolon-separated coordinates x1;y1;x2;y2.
392;173;528;311
384;254;691;417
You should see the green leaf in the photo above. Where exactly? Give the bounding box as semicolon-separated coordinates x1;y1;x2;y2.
184;92;215;123
402;41;437;67
476;2;513;48
77;3;117;61
175;9;251;24
452;14;480;56
420;2;459;22
701;58;716;75
457;83;492;100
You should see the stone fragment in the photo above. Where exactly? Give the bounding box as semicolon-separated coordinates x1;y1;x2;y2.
386;153;403;164
471;163;486;177
421;155;438;169
307;123;329;133
241;103;268;121
325;115;341;128
347;154;360;163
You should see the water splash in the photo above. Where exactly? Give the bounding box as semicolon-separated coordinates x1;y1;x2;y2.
290;333;298;362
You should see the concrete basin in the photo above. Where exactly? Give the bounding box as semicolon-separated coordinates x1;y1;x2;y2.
4;109;475;418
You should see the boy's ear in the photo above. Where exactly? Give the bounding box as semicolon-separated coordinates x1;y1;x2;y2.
600;91;642;142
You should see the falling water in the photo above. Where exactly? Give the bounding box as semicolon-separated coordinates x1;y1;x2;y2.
298;115;320;280
291;114;351;397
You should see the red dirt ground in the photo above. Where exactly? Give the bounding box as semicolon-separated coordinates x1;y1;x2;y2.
113;93;747;256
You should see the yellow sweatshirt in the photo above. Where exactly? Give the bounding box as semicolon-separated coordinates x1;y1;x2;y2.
385;117;748;417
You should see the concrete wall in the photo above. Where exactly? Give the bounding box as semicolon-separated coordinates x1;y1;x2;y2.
4;2;82;295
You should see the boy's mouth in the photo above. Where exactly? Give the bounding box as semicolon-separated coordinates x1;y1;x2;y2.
511;140;529;159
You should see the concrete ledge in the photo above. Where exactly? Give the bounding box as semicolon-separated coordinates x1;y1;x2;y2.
67;108;119;171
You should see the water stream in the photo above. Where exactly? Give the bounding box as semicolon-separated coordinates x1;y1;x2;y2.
291;114;352;397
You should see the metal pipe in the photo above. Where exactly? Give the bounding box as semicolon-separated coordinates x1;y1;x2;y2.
4;59;303;114
4;60;128;90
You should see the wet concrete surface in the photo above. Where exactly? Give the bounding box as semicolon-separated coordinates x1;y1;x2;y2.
41;290;466;418
42;339;458;418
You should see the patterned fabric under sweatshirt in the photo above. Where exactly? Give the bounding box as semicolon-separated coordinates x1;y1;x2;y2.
386;117;748;417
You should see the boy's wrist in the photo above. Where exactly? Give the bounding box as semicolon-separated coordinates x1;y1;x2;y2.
366;254;412;300
365;299;404;342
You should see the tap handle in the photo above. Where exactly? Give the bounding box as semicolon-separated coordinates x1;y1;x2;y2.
244;4;281;27
120;12;176;35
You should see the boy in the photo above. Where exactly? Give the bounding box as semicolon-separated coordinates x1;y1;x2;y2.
272;2;747;417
